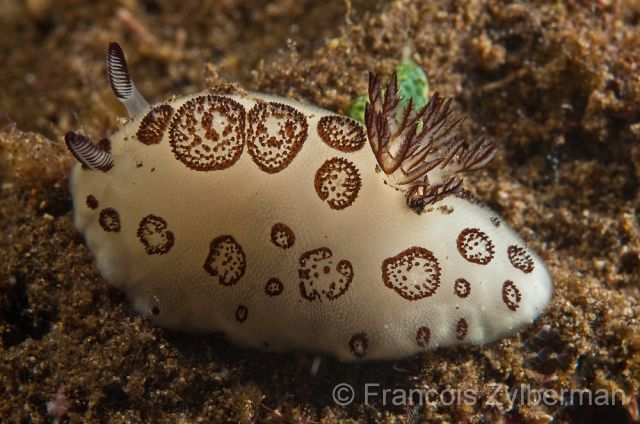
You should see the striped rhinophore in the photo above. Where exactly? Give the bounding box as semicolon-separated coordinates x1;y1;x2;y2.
64;132;113;172
107;42;150;117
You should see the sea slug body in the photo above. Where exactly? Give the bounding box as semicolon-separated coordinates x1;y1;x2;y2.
64;43;553;361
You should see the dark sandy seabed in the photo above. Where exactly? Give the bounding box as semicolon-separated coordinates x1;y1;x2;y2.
1;0;639;423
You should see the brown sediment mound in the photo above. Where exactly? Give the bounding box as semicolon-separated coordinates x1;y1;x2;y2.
1;1;639;422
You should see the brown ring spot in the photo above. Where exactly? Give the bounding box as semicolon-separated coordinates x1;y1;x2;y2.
416;326;431;348
453;278;471;298
169;95;246;171
203;235;246;286
490;216;501;227
151;306;160;315
502;280;522;311
137;104;174;145
314;157;362;210
235;305;248;322
437;205;454;215
86;195;99;210
317;115;366;152
508;245;535;274
298;247;354;301
456;318;469;340
270;223;295;249
382;247;441;301
136;214;175;255
456;228;495;265
98;208;121;232
264;278;284;297
454;188;482;205
247;102;308;173
348;332;369;358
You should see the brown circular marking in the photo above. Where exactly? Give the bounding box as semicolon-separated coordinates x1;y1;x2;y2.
317;115;366;152
169;95;246;171
437;205;454;215
137;104;174;145
382;247;441;301
270;223;295;249
348;332;369;358
151;306;160;316
508;245;535;274
454;188;482;206
416;326;431;348
502;280;522;311
246;101;308;173
456;228;495;265
264;278;284;297
136;214;175;255
203;235;246;286
235;305;248;323
314;157;362;210
456;318;469;340
86;195;99;210
453;278;471;298
298;247;354;301
98;208;121;232
490;216;501;227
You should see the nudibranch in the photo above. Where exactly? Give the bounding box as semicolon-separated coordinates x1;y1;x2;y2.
64;43;552;361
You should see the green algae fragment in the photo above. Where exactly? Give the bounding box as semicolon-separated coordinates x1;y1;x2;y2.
348;59;429;123
347;95;368;123
396;59;429;112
